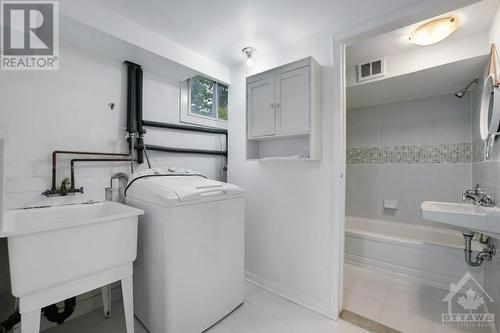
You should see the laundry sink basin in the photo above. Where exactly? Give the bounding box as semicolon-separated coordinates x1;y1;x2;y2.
421;201;500;239
0;201;144;299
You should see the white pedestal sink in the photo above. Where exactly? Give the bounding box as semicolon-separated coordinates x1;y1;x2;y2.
0;201;144;333
421;201;500;239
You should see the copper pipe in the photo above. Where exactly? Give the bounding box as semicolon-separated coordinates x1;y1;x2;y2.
49;151;131;194
70;158;132;189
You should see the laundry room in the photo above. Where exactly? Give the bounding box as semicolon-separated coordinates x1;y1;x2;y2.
1;1;500;333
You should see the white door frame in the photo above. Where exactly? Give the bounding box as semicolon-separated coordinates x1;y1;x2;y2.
329;0;480;318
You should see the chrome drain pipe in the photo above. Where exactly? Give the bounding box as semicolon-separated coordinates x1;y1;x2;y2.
463;232;496;267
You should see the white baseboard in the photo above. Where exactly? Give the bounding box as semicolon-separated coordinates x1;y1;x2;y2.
345;253;457;290
244;271;339;320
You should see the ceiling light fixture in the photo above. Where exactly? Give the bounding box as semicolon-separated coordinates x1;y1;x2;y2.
242;47;256;66
409;17;459;46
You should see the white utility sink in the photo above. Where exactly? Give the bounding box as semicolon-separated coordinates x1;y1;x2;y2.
421;201;500;239
0;201;143;333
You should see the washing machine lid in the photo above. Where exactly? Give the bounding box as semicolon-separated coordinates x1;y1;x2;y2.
125;169;243;206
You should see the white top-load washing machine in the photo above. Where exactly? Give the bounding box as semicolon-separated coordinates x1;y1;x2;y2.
125;168;244;333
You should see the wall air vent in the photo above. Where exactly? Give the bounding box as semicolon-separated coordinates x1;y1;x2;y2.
357;58;385;82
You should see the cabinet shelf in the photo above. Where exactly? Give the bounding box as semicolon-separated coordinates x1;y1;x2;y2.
247;133;309;141
246;57;322;161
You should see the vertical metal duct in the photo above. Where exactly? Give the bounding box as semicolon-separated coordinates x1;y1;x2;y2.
124;61;147;165
135;66;146;164
125;62;137;135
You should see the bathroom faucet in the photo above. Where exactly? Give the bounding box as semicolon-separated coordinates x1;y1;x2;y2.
462;184;496;207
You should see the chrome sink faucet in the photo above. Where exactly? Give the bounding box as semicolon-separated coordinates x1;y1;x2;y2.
462;184;496;207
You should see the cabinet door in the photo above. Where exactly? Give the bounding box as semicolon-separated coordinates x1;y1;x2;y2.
275;67;310;135
247;78;275;138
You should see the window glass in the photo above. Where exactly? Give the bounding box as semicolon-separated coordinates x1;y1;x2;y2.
189;75;228;121
190;76;215;118
218;84;228;121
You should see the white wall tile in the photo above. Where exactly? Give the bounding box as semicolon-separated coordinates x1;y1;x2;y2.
347;93;474;226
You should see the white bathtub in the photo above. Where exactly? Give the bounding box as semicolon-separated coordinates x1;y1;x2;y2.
345;216;483;289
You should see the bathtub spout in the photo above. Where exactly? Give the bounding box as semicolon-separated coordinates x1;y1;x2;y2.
463;232;496;267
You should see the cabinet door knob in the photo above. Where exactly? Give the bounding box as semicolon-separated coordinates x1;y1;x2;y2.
269;103;275;108
275;103;280;108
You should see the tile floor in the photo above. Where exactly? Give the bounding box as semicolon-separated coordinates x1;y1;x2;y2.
44;280;367;333
43;264;496;333
343;264;495;333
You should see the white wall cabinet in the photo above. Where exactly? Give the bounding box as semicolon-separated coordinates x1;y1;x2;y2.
247;77;275;137
246;57;321;160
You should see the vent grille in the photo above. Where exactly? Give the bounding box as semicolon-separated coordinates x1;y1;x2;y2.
357;58;385;82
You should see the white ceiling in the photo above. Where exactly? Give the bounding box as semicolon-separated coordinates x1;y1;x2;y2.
347;0;499;67
347;55;488;109
88;0;472;66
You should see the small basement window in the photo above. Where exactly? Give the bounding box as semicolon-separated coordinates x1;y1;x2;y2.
181;75;228;128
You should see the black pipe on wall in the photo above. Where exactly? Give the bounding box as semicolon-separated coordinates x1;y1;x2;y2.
135;66;145;164
135;66;145;136
124;61;145;164
125;62;137;135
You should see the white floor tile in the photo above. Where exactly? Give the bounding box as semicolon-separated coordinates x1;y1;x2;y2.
344;265;392;302
245;287;296;315
205;322;237;333
431;288;494;333
384;278;434;316
220;301;290;333
244;280;259;298
43;281;369;333
317;319;372;333
343;291;385;322
380;304;435;333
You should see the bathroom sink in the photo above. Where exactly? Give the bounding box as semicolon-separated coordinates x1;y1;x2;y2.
0;201;143;333
421;201;500;239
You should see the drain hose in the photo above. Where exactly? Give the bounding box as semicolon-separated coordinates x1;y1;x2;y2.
43;297;77;324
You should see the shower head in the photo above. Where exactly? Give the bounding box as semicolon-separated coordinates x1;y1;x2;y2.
455;78;479;98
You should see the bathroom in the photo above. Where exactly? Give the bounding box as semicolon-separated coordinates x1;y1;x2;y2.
0;1;500;333
343;0;500;331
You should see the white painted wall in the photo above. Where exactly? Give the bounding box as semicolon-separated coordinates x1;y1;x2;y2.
0;41;226;210
60;0;231;84
228;31;341;318
227;0;480;319
0;39;227;322
347;31;489;88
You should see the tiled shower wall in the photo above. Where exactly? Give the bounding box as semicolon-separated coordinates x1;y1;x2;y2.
346;93;473;226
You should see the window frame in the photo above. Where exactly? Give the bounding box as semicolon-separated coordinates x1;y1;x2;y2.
180;75;228;129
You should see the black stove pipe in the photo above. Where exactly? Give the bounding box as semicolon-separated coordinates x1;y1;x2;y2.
135;66;145;136
135;66;145;164
124;61;146;165
125;61;137;135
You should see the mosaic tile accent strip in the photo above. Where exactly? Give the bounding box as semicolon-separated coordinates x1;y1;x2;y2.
473;140;486;163
347;143;472;164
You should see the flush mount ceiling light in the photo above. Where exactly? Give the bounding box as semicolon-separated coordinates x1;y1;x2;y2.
409;17;459;46
242;47;256;66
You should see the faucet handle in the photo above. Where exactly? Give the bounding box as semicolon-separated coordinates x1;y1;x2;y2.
474;184;484;194
479;194;496;207
61;178;70;190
